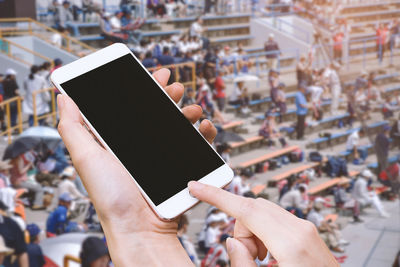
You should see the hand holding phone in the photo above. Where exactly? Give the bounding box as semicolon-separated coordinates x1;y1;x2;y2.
56;69;216;266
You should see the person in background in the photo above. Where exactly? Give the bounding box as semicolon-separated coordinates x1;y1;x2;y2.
46;192;73;237
0;235;13;267
54;1;73;29
376;23;388;63
22;65;50;126
10;152;45;210
279;183;308;219
177;215;199;266
375;125;391;174
295;83;308;140
204;213;226;252
0;202;28;267
228;169;252;196
307;198;348;253
275;82;287;122
352;170;389;218
259;109;288;148
80;236;110;267
324;61;342;115
333;180;362;223
382;95;398;119
190;17;209;49
216;143;232;165
202;234;230;267
346;128;367;163
296;54;311;87
142;51;157;68
57;166;86;200
229;81;250;115
390;114;400;149
2;69;19;127
181;88;196;108
0;73;5;131
333;31;344;64
26;224;45;267
213;71;226;112
264;33;281;70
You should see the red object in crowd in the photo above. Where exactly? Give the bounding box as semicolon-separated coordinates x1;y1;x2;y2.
214;76;226;99
376;27;388;45
333;32;344;50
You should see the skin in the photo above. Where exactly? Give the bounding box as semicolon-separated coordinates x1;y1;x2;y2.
58;68;338;267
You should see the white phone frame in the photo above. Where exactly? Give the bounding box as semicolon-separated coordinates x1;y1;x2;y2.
51;43;233;220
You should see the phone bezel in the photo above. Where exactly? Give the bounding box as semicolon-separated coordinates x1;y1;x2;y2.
50;43;233;220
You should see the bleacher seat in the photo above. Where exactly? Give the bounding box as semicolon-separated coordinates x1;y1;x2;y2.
238;145;299;169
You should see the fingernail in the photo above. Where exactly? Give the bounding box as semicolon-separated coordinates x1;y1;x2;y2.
188;181;203;193
57;94;64;109
226;238;235;254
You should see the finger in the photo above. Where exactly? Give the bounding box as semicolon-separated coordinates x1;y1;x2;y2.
234;220;268;260
199;119;217;144
57;94;102;164
182;105;202;124
153;68;171;87
164;82;184;103
187;181;305;261
227;238;257;267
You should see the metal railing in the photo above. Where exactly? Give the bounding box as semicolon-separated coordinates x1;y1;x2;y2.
0;17;96;57
32;88;58;127
147;62;197;90
63;254;81;267
0;96;23;144
0;37;53;67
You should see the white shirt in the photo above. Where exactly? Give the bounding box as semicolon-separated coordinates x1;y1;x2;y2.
346;131;360;150
190;22;203;38
228;175;249;195
307;209;324;228
110;16;121;30
22;74;50;115
229;86;242;102
205;226;220;248
51;33;62;48
307;86;323;104
351;178;371;205
58;179;85;200
279;189;307;210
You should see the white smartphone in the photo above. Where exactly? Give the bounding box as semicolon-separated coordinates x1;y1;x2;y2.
51;43;233;220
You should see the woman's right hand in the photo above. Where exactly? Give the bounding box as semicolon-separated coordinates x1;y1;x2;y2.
188;181;339;267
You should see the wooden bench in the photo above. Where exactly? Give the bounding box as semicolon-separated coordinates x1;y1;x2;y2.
238;145;299;169
230;136;264;156
251;184;267;195
221;120;244;132
309;171;359;195
270;162;321;185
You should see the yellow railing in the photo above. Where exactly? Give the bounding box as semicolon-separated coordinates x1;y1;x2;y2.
0;17;96;57
0;96;23;144
148;62;197;90
63;254;81;267
0;37;53;67
32;88;57;127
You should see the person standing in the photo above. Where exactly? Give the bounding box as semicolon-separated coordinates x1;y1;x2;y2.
323;62;342;115
264;33;281;70
376;23;388;63
26;224;45;267
22;65;50;127
2;69;19;128
375;125;391;174
213;72;226;112
0;205;28;267
333;31;344;64
190;17;209;49
55;1;73;29
295;84;308;140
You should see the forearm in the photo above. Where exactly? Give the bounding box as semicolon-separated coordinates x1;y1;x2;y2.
18;253;29;267
103;225;193;267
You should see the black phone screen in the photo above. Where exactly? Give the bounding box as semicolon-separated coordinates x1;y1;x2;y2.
61;53;224;205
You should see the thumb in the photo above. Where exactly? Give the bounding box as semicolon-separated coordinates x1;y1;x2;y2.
226;238;257;267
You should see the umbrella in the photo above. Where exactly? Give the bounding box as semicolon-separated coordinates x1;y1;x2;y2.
3;127;62;160
214;131;245;144
233;75;260;83
40;233;99;267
